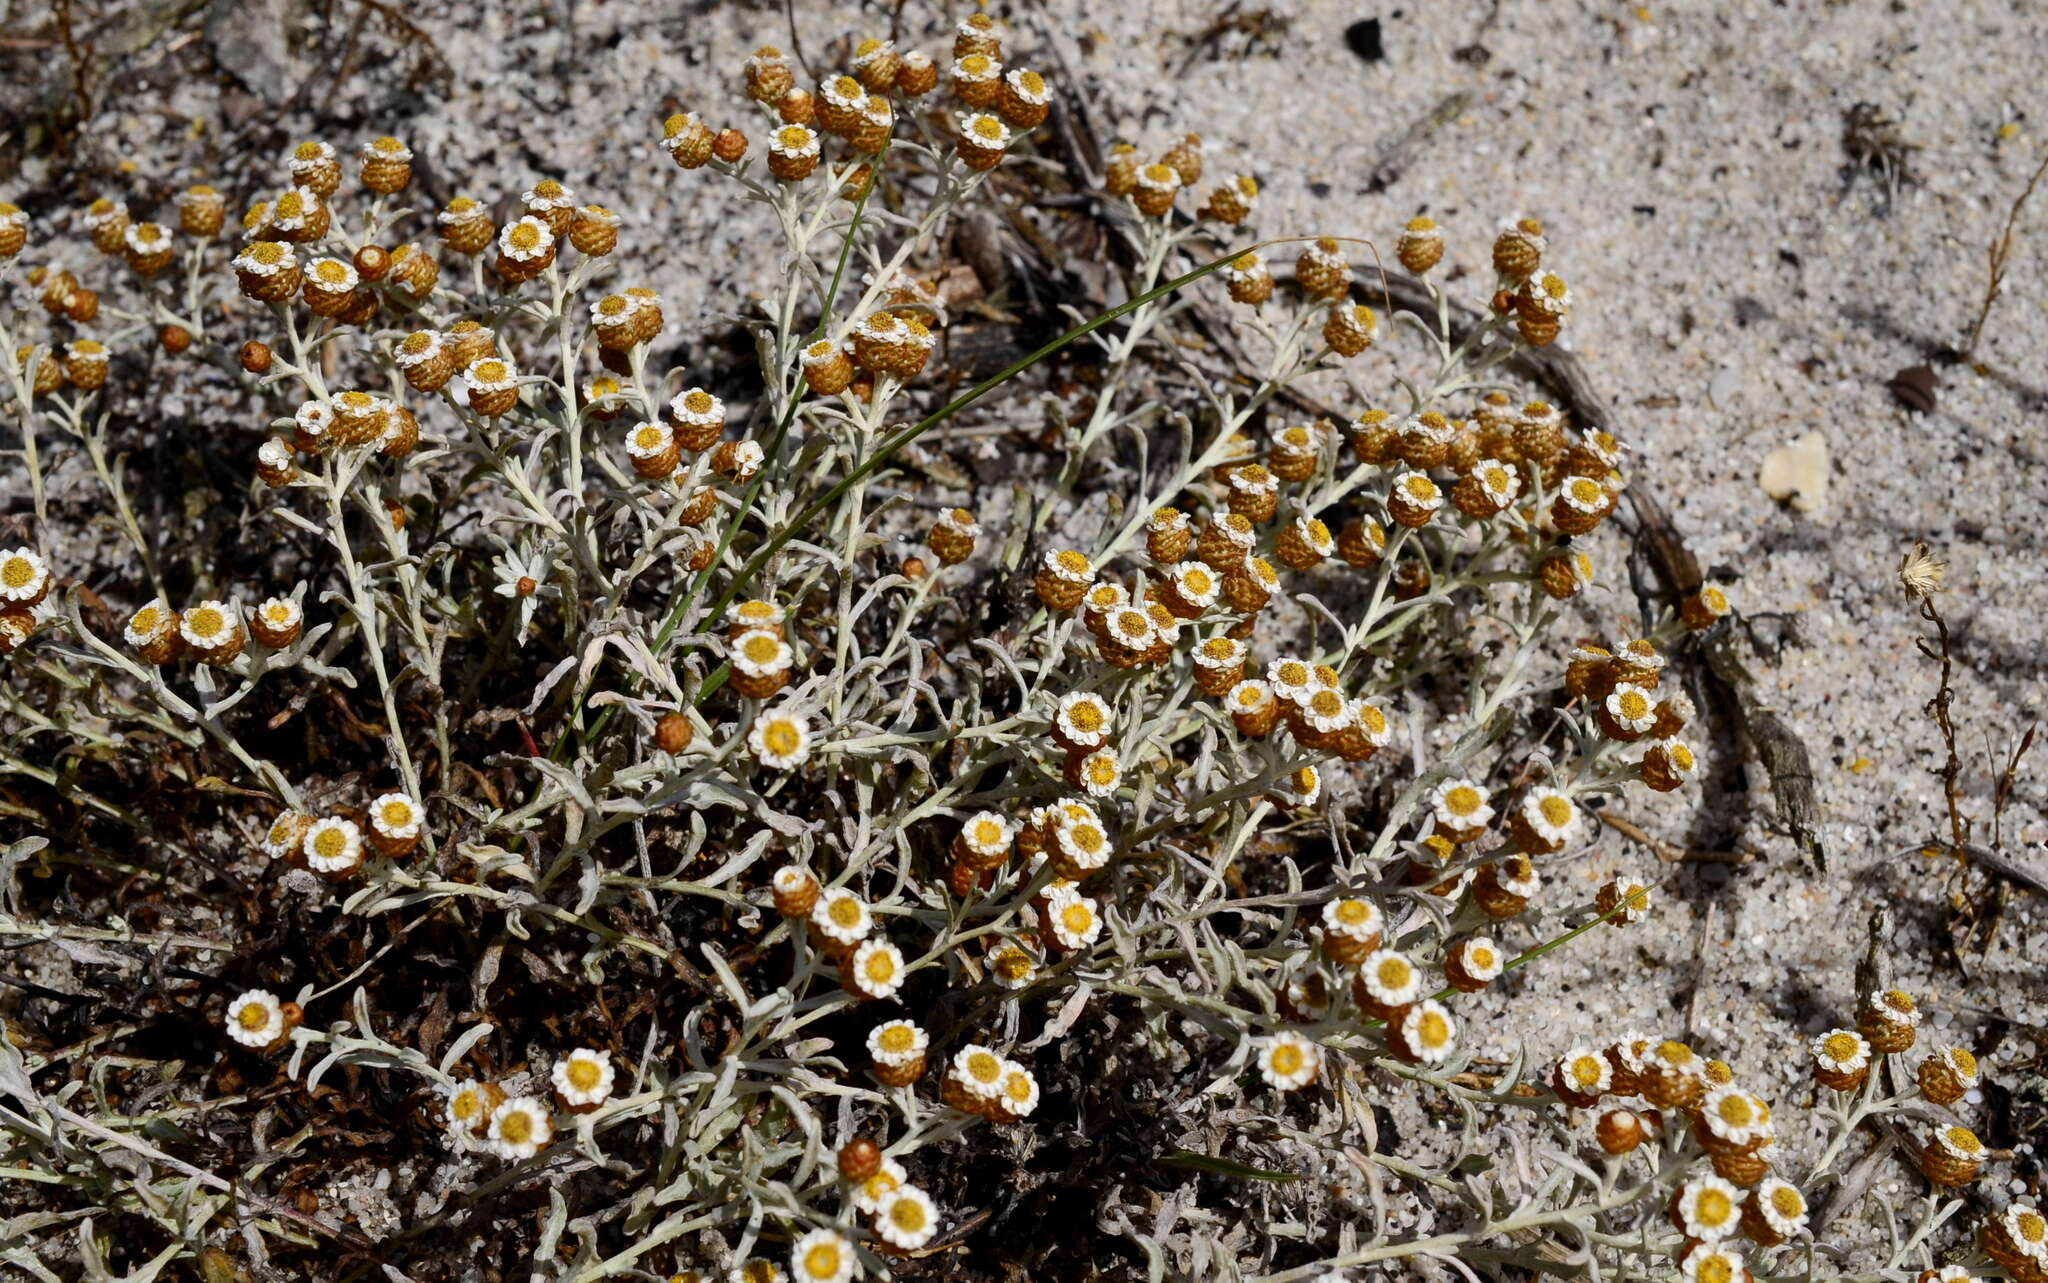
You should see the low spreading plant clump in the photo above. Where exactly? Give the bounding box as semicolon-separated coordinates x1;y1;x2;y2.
0;10;2032;1282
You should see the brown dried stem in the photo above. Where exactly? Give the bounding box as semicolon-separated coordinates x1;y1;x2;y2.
1963;149;2048;359
1914;595;1970;855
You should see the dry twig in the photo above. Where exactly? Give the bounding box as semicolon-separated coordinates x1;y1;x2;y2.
1962;150;2048;358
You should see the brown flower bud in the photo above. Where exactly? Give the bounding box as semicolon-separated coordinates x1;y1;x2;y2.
655;711;694;754
837;1137;882;1183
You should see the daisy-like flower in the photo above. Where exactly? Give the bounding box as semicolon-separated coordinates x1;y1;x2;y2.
1255;1031;1321;1091
1673;1173;1743;1242
486;1095;553;1160
1190;635;1244;683
1271;764;1321;810
624;419;676;465
259;811;312;861
730;629;796;698
848;937;906;1000
445;1080;499;1139
1056;799;1101;827
1351;700;1400;750
955;112;1014;170
224;989;287;1048
286;140;337;184
0;548;50;606
948;1044;1008;1105
1472;458;1522;505
551;1048;615;1109
1607;1030;1654;1090
1074;747;1121;799
249;595;304;648
1044;885;1103;951
1446;936;1504;990
267;186;323;237
1596;876;1651;925
867;1021;927;1076
851;1156;908;1215
1321;897;1384;953
123;599;178;652
1430;778;1494;839
497;215;555;263
1098;605;1156;658
1266;656;1315;704
1294;688;1353;740
812;888;873;947
954;811;1014;868
1053;691;1113;752
1862;987;1922;1038
996;1060;1041;1119
1677;1244;1746;1283
988;940;1039;990
1552;1046;1613;1105
302;816;364;876
521;178;577;218
1812;1027;1872;1089
767;124;823;180
1923;1123;1986;1185
1514;787;1582;852
669;386;727;441
233;237;299;285
1523;270;1571;315
1394;1000;1458;1065
789;1227;854;1283
1746;1177;1809;1241
1221;249;1269;287
1358;949;1423;1008
732;1259;786;1283
1991;1204;2048;1265
875;1185;940;1251
459;357;519;410
1387;471;1444;527
180;598;242;655
1600;683;1658;739
367;791;422;854
1154;560;1217;615
727;599;787;636
1554;474;1611;527
1081;581;1130;620
1699;1084;1771;1149
1918;1044;1982;1105
1050;808;1113;875
749;706;815;769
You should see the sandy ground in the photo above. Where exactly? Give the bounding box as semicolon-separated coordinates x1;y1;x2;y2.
5;0;2045;1265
